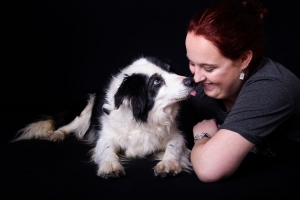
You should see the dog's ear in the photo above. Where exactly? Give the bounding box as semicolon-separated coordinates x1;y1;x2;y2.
114;74;150;122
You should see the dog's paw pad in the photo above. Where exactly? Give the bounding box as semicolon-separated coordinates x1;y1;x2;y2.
98;161;125;178
153;160;182;177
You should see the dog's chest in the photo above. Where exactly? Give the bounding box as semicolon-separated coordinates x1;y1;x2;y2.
118;130;168;158
101;108;173;157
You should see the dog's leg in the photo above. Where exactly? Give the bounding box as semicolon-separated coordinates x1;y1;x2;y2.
49;97;94;142
153;134;192;177
13;94;94;143
49;124;74;142
92;138;125;179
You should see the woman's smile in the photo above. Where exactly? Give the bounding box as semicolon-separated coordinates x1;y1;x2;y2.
202;82;214;90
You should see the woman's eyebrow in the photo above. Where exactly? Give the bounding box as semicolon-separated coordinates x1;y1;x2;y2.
199;63;218;68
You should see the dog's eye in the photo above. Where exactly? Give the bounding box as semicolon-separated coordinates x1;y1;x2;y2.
153;78;161;86
149;74;164;88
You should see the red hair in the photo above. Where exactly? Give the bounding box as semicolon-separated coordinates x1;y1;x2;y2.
188;0;268;71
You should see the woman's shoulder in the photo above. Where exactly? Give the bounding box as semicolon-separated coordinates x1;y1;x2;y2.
239;58;300;116
247;57;300;90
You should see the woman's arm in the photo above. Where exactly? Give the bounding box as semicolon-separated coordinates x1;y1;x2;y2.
191;119;255;182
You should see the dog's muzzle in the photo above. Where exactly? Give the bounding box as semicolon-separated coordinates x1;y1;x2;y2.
183;77;197;97
183;77;195;87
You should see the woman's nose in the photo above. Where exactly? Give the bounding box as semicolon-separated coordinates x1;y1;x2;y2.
193;68;206;83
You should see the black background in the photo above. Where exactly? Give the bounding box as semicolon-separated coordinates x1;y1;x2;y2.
3;0;300;108
2;1;300;199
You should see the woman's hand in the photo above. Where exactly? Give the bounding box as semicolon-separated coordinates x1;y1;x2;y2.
193;119;219;137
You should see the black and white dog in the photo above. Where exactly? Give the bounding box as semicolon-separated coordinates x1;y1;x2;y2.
13;56;196;178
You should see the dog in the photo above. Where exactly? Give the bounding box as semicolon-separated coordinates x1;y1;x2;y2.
13;56;196;178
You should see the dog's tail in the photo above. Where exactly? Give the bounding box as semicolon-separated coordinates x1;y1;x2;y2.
12;93;98;144
12;117;57;142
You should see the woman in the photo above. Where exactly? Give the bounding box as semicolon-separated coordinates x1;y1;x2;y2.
185;0;300;182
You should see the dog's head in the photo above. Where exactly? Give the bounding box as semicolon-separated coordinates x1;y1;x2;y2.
113;56;195;122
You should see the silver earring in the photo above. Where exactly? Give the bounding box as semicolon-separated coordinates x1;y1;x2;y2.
239;70;245;80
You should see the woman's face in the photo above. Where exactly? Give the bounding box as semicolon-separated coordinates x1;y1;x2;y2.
185;32;245;102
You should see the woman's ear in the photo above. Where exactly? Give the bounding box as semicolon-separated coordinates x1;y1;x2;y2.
241;50;253;69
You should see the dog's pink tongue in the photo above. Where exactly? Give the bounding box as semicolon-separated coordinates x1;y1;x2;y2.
190;90;197;96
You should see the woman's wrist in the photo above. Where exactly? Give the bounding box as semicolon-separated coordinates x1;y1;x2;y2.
193;135;210;147
194;132;212;143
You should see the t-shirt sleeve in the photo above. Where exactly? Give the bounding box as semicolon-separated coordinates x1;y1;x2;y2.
220;78;294;144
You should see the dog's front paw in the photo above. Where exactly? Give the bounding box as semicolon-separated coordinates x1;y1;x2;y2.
153;160;182;178
97;161;126;179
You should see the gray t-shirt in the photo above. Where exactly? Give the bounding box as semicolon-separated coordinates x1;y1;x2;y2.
189;57;300;157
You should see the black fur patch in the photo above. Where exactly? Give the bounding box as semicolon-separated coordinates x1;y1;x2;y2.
114;73;152;122
84;93;104;141
145;56;171;72
147;73;164;99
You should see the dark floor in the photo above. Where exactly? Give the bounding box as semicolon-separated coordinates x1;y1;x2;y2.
1;107;300;200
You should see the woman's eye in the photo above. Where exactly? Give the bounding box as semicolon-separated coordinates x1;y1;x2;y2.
205;68;213;72
189;62;195;66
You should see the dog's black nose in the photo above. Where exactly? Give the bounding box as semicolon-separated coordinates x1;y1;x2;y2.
183;77;195;87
